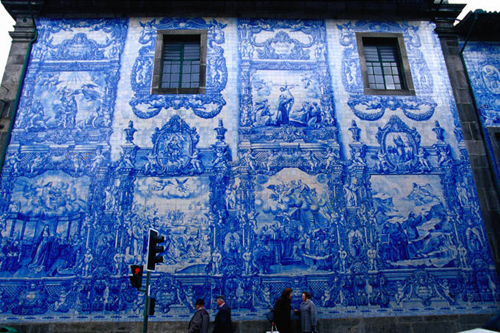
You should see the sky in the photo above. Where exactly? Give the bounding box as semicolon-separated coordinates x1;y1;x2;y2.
0;1;499;81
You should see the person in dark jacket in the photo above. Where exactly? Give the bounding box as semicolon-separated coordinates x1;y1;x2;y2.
272;288;293;333
213;295;233;333
189;299;210;333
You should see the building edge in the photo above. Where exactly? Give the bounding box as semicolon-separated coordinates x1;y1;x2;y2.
0;16;36;170
435;18;500;281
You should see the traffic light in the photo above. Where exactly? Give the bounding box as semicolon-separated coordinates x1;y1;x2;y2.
147;228;165;271
149;297;156;315
129;265;143;289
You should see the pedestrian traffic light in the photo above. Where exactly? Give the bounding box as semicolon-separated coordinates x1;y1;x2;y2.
147;228;165;271
149;297;156;315
129;265;143;289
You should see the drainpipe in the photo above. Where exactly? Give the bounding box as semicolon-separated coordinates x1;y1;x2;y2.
460;9;484;55
0;2;38;172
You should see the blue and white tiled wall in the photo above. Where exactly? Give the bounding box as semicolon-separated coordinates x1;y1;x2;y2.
462;41;500;187
0;17;498;323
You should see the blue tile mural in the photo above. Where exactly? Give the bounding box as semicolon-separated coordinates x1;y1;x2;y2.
0;17;499;324
462;41;500;189
463;42;500;126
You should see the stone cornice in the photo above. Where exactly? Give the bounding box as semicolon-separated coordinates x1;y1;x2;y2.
1;0;464;21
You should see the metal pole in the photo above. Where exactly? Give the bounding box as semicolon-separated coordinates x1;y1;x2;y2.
460;10;484;55
143;271;151;333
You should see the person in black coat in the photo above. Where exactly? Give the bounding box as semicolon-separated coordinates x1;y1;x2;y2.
189;299;210;333
273;288;293;333
213;295;233;333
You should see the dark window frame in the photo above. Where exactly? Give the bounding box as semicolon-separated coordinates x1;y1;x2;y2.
152;30;207;95
356;32;415;96
488;127;500;173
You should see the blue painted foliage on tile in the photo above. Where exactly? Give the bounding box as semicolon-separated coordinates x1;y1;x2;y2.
0;18;498;324
130;18;228;119
339;21;437;122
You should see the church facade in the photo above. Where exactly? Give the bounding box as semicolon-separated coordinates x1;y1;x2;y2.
0;1;498;331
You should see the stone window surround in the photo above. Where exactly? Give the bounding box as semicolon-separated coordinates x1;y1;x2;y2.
151;29;207;95
356;32;415;96
487;127;500;169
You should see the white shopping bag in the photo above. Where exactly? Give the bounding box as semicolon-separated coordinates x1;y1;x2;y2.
266;325;280;333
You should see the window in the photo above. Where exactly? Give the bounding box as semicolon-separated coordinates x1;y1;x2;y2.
152;30;207;94
356;33;414;95
488;128;500;173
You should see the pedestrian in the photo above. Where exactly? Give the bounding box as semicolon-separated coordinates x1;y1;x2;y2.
213;295;233;333
294;291;318;333
272;288;293;333
189;299;210;333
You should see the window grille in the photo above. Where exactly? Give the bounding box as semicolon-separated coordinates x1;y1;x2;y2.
364;42;403;90
161;37;201;89
152;31;206;94
356;33;414;96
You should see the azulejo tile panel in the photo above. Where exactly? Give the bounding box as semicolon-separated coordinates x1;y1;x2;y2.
462;41;500;189
0;17;498;323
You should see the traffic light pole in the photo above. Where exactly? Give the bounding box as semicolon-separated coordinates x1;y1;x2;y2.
131;228;164;333
143;270;151;333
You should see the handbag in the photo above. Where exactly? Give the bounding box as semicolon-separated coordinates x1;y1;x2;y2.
265;324;280;333
266;309;274;322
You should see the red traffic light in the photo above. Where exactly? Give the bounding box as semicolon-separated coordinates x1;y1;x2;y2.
129;265;143;289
